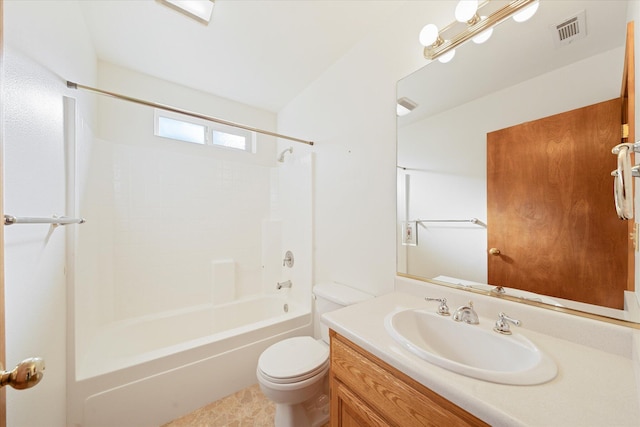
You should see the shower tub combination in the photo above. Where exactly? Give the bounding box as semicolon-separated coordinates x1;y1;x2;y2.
64;73;314;426
68;294;311;427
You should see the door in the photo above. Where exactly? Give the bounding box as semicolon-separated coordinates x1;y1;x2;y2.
487;98;630;309
0;1;48;423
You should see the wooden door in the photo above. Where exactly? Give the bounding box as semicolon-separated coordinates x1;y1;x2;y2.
487;98;629;309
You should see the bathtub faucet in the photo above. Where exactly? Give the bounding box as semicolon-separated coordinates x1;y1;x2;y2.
276;280;292;290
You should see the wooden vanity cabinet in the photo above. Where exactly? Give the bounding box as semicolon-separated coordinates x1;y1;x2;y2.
329;330;489;427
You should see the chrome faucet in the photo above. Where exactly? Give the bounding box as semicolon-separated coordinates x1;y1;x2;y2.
452;301;479;324
491;286;506;294
276;280;292;290
425;297;450;316
493;312;521;335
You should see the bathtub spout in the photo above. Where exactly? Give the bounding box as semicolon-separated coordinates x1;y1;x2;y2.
276;280;292;290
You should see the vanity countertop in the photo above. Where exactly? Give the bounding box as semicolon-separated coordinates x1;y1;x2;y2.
322;291;640;427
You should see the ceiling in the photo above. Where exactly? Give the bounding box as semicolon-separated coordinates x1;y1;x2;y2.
77;0;407;113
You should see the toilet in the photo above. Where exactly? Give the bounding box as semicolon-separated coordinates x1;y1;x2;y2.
256;282;373;427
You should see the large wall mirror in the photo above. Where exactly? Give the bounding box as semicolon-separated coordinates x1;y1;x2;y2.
397;0;640;324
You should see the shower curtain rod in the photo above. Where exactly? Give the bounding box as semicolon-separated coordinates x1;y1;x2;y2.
66;81;314;146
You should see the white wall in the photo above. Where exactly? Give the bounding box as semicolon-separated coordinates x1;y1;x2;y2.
277;2;452;296
3;1;97;426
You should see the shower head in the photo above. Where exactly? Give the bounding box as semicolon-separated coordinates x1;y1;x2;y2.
277;147;293;163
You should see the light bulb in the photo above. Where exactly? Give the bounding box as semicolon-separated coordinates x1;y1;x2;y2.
472;19;493;44
513;1;539;23
455;0;478;23
419;24;439;46
438;49;456;63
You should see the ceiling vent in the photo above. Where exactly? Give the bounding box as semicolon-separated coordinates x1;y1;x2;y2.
552;10;587;48
397;97;418;116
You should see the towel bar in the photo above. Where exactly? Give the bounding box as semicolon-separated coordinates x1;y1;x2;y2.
4;215;86;226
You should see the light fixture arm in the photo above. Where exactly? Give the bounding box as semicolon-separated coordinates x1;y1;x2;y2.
466;13;482;26
424;0;538;61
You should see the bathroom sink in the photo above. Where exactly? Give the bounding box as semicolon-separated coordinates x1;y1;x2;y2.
384;308;557;385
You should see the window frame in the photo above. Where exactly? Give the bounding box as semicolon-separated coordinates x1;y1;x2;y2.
154;109;255;153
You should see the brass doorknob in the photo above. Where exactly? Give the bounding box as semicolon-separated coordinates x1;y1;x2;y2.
489;248;501;256
0;357;45;390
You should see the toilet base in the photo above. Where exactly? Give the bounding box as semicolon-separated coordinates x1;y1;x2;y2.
274;392;330;427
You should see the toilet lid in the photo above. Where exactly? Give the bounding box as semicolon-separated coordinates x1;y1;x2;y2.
258;336;329;381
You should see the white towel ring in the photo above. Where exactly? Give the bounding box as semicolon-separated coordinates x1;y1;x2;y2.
611;143;634;220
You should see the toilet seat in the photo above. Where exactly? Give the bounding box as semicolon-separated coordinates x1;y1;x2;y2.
258;336;329;384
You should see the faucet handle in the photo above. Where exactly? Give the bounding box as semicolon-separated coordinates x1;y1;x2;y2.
494;312;521;335
425;297;450;316
282;251;294;268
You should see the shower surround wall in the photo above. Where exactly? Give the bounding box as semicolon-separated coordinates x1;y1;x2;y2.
75;129;277;364
74;63;295;347
76;116;274;334
66;63;313;425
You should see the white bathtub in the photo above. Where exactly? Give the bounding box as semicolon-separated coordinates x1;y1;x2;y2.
68;294;312;427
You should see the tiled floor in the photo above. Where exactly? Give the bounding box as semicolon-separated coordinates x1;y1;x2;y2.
163;383;332;426
162;384;276;426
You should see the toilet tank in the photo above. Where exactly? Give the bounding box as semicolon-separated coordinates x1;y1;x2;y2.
313;282;373;343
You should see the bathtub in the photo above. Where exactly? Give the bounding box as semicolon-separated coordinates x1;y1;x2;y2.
67;294;312;427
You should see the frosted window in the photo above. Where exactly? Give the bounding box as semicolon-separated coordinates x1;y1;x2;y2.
157;116;206;144
154;109;254;153
212;130;247;150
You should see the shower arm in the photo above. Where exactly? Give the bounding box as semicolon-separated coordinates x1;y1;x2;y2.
278;147;293;162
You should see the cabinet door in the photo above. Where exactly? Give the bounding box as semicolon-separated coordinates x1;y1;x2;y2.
330;331;489;427
331;378;389;427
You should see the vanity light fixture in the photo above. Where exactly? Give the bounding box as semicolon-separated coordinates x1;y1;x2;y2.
157;0;215;25
420;0;539;62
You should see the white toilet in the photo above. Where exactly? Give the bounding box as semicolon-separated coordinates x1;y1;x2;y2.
256;282;372;427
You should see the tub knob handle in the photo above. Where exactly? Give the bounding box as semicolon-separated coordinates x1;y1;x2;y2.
282;251;294;268
0;357;45;390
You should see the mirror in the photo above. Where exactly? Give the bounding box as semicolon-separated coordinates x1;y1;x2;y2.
396;1;640;323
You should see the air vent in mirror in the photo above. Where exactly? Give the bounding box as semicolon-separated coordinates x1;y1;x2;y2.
553;10;587;48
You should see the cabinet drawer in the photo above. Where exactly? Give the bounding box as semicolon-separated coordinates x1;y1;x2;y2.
330;331;488;427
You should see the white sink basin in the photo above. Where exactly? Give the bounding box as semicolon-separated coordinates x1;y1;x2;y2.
384;308;557;385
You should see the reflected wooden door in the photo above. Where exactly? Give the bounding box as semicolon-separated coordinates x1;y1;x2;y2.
487;98;629;309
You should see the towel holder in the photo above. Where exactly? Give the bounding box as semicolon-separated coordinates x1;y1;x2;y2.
611;143;637;220
4;215;86;227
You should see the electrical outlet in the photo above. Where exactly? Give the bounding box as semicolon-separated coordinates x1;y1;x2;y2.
402;221;417;246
